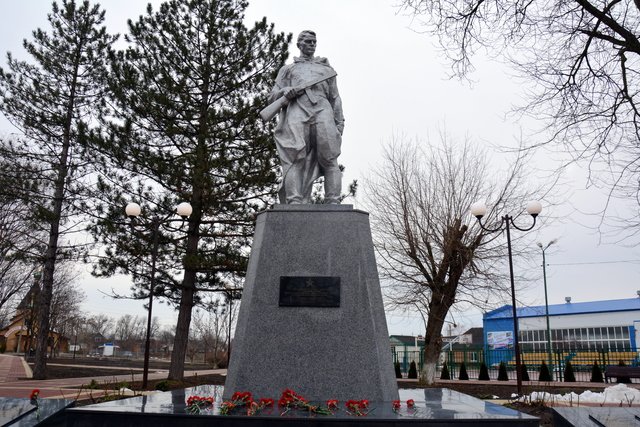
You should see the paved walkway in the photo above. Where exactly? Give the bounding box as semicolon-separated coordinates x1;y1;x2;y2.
0;354;31;382
0;353;225;400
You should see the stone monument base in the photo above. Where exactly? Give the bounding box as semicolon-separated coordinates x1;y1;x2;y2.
65;386;539;426
223;204;398;401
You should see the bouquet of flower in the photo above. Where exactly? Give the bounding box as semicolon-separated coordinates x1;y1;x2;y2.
29;389;40;406
278;389;332;415
185;395;214;414
345;399;370;416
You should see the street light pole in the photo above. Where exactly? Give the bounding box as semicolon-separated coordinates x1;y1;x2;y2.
126;201;192;389
538;240;557;380
470;200;542;396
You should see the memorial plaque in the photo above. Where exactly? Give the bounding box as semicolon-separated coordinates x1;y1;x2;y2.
279;276;340;307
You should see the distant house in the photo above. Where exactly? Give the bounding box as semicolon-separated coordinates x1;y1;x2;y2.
442;327;484;365
0;283;68;355
390;335;424;374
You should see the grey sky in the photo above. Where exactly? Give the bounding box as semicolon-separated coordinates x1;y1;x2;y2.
1;1;638;336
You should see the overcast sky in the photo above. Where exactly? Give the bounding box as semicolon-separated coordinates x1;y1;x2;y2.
1;1;639;336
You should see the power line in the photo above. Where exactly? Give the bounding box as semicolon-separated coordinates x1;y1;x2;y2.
551;259;640;266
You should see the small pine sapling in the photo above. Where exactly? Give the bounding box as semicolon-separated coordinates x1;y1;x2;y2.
440;362;450;380
538;361;552;382
478;362;490;381
498;362;509;381
564;361;576;382
458;362;469;380
590;361;603;383
408;361;418;379
394;362;402;379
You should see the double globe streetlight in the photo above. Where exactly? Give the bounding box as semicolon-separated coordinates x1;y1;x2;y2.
470;200;542;396
125;201;193;388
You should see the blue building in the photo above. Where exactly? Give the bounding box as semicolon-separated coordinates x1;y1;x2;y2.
483;297;640;366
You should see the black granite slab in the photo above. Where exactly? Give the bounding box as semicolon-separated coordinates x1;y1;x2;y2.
553;406;640;427
65;386;538;426
0;398;72;427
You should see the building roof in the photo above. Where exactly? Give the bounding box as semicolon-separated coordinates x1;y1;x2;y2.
463;327;484;344
484;297;640;320
390;335;424;346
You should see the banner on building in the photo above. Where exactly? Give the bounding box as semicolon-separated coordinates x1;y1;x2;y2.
487;331;513;349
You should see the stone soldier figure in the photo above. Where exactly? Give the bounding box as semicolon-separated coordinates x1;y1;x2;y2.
268;30;344;204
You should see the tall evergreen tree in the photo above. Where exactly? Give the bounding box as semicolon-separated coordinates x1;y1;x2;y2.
90;0;290;380
0;0;116;379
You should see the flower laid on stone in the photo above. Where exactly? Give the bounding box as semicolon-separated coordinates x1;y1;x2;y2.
185;395;214;414
278;389;332;415
219;391;254;415
345;399;370;416
326;399;339;410
29;389;40;406
407;399;415;408
392;400;401;411
246;398;275;416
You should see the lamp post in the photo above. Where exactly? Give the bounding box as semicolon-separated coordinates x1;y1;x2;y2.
125;201;193;388
537;239;557;380
470;200;542;396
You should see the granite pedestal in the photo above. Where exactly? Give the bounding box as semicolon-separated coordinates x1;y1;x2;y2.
64;386;539;426
0;397;71;426
223;204;398;401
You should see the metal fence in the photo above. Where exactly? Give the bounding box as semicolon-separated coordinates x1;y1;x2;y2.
393;348;640;382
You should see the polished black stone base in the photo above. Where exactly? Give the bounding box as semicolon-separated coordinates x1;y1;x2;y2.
63;386;538;426
0;397;72;426
553;406;640;426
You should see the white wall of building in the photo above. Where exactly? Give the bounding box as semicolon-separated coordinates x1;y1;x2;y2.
517;310;640;330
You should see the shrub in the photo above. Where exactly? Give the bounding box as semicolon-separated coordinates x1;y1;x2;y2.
617;360;631;383
155;380;182;392
497;362;509;381
458;362;469;380
563;361;576;382
408;361;418;379
520;362;530;382
478;362;490;380
0;341;6;354
86;379;99;389
440;361;450;380
538;361;552;382
394;362;402;379
590;361;604;383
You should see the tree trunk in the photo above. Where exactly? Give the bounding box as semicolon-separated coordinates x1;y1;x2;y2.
32;40;81;380
420;288;454;384
421;315;445;384
168;281;195;380
167;181;203;380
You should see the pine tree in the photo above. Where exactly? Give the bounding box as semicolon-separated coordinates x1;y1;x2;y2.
458;362;469;380
90;0;290;380
520;362;530;382
408;361;418;379
498;361;509;381
538;361;552;382
478;362;490;380
590;361;604;383
394;362;402;379
440;361;450;380
0;0;116;379
564;361;576;382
